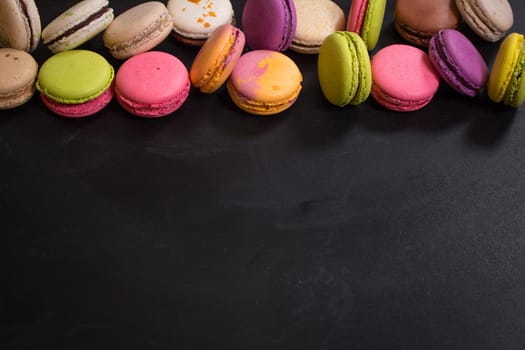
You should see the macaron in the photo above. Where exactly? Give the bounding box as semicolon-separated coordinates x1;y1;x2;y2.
41;0;114;53
103;1;172;60
36;50;115;118
226;50;303;115
0;0;41;52
115;51;190;118
242;0;297;51
455;0;513;42
167;0;235;46
394;0;461;47
0;48;38;109
371;44;440;112
488;33;525;108
429;29;488;97
190;24;245;93
318;31;372;107
346;0;387;51
290;0;346;54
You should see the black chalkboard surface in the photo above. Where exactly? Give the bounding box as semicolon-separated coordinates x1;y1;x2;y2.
3;1;525;349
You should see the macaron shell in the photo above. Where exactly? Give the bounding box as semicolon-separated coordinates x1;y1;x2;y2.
291;0;345;54
429;29;488;96
167;0;234;41
40;85;114;118
455;0;513;42
42;0;114;53
504;48;525;107
227;50;302;115
488;33;524;103
115;51;190;117
190;24;245;93
347;0;367;35
37;50;114;104
0;0;41;52
103;1;173;59
371;44;440;111
0;48;38;109
242;0;296;51
360;0;386;51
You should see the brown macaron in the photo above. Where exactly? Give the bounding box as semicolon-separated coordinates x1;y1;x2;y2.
0;48;38;109
394;0;461;47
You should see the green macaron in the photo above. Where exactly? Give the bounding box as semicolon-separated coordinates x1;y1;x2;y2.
318;31;372;107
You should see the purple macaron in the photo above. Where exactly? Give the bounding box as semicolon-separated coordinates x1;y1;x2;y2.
242;0;296;51
429;29;489;96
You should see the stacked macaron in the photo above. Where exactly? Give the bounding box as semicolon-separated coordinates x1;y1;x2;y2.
0;0;524;116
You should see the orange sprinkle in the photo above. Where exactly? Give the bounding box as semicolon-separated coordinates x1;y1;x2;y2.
187;0;200;4
204;22;211;28
208;11;216;17
203;13;208;17
197;17;204;23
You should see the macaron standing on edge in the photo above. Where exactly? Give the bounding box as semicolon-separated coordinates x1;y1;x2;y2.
115;51;190;118
428;29;488;97
103;1;173;60
290;0;346;54
488;33;525;108
346;0;387;51
0;48;38;110
455;0;513;42
0;0;41;52
318;31;372;107
167;0;235;46
242;0;297;51
226;50;303;116
36;50;115;118
41;0;114;53
371;44;441;112
394;0;461;47
190;24;245;93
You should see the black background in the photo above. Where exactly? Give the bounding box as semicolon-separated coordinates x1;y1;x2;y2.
3;0;525;349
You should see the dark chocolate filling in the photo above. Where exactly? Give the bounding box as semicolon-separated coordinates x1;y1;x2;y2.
45;6;110;46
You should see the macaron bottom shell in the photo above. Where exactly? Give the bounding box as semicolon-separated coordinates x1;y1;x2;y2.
40;86;114;118
115;83;190;118
226;81;301;116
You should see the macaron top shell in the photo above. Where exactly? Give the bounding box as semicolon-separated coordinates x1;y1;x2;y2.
242;0;296;51
291;0;345;54
228;50;302;104
0;48;38;95
36;50;114;104
488;33;524;103
116;51;189;105
167;0;234;40
0;0;41;52
372;44;440;105
455;0;513;42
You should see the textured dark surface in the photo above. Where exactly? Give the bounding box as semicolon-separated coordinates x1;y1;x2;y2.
2;1;525;349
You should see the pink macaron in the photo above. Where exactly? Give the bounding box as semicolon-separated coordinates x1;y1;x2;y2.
115;51;190;118
371;44;440;112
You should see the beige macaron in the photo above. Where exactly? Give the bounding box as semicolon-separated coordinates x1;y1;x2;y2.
0;0;41;52
0;48;38;109
291;0;346;54
103;1;173;59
